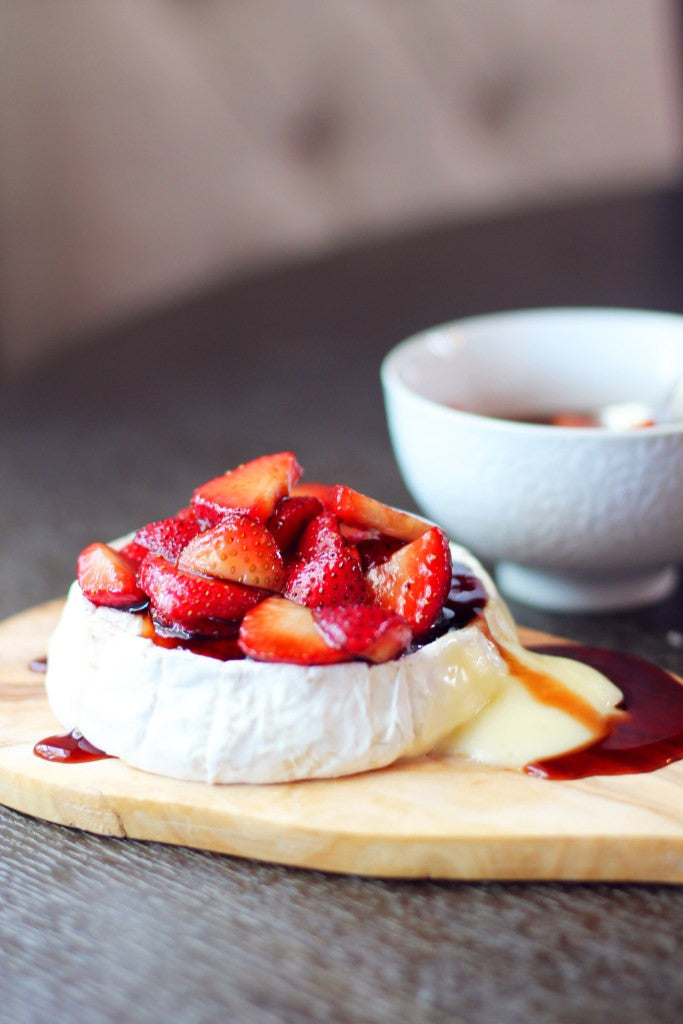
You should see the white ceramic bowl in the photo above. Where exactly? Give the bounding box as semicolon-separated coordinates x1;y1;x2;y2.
381;307;683;612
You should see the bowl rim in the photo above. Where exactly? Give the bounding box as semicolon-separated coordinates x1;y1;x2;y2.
381;306;683;438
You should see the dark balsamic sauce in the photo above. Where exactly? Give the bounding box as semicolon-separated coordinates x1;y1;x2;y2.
411;563;488;649
139;612;244;661
527;645;683;779
34;730;111;764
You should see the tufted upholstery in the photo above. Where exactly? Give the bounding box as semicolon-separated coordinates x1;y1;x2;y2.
1;0;682;367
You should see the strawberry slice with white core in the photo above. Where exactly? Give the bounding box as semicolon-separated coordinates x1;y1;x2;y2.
191;452;302;525
138;553;266;633
339;523;380;544
365;526;452;635
332;485;430;543
266;495;323;552
284;513;366;607
134;514;202;561
312;603;412;663
178;511;286;591
77;543;147;609
238;595;346;665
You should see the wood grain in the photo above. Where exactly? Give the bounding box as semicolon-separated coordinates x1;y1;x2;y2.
1;600;681;882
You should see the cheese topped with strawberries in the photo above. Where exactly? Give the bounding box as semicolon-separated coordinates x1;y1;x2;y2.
45;453;623;783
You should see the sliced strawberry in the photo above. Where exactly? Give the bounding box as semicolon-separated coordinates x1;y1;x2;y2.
339;522;379;544
191;452;302;525
138;553;266;634
285;513;366;607
267;495;323;552
313;603;412;663
284;550;366;608
134;514;202;561
238;595;345;665
332;485;429;543
178;511;286;591
365;527;452;635
290;481;335;510
356;536;403;571
294;511;345;559
77;543;147;610
117;540;149;564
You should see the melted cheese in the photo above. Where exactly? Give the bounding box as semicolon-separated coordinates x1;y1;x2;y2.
45;544;622;783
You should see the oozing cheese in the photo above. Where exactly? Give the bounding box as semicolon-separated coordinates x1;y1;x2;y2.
45;545;622;783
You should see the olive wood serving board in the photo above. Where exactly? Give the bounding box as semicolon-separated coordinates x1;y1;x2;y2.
1;600;681;881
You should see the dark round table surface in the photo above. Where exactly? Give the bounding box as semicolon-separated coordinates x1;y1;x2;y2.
1;186;682;1023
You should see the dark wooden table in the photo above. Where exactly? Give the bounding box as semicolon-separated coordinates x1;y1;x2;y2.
1;186;682;1023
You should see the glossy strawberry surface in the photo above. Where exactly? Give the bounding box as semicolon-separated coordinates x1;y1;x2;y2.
138;553;266;634
134;514;202;561
179;512;286;591
266;495;323;552
77;543;147;610
284;513;366;607
76;452;473;665
238;595;346;665
332;485;429;542
365;527;452;635
313;603;411;662
192;452;302;525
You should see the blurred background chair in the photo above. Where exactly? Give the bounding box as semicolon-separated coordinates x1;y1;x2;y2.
1;0;682;371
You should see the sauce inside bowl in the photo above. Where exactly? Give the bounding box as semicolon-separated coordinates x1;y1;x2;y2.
449;406;655;429
502;410;602;427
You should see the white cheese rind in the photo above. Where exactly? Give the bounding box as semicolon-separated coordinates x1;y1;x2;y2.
45;544;623;783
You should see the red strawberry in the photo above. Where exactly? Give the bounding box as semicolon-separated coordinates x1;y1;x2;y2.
332;485;429;542
77;543;147;610
284;513;366;607
266;495;323;552
294;512;345;559
365;527;452;635
284;550;366;607
138;553;266;634
178;511;286;591
191;452;302;525
238;595;345;665
313;603;412;663
284;550;366;608
134;514;202;561
117;540;150;564
290;481;335;510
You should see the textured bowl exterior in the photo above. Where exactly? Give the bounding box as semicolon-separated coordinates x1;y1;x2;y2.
384;382;683;573
382;309;683;594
